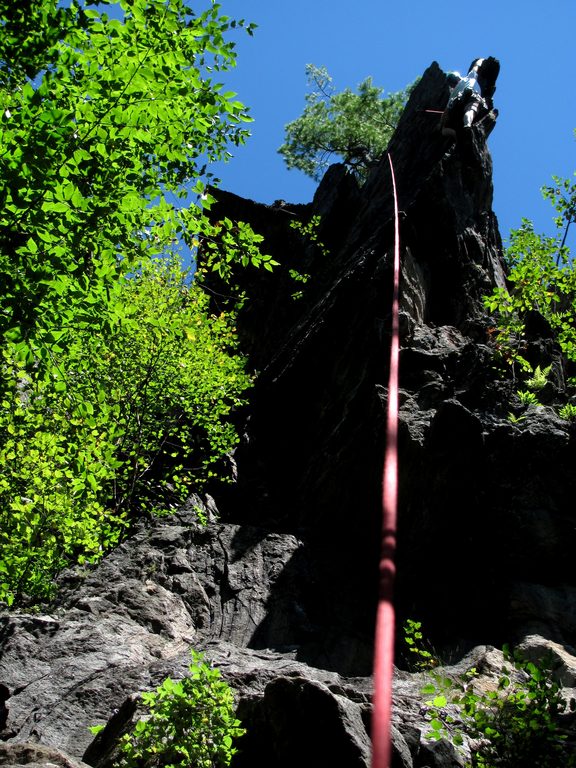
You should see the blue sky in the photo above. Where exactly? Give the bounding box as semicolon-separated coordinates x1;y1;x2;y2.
212;0;576;249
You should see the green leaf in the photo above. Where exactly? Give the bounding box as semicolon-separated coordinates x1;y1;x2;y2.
0;0;259;606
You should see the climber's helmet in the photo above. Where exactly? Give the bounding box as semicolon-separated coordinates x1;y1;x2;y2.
446;72;461;87
468;58;485;73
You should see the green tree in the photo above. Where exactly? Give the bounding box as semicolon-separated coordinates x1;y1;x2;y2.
0;0;269;605
0;258;253;603
0;0;266;353
483;141;576;381
278;64;413;182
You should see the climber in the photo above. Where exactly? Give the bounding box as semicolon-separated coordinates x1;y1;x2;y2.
441;57;500;140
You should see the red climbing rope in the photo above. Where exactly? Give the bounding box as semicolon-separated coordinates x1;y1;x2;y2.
371;152;401;768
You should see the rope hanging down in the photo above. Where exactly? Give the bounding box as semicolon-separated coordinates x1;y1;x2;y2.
371;152;401;768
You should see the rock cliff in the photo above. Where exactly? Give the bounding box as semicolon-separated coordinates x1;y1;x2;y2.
2;61;576;768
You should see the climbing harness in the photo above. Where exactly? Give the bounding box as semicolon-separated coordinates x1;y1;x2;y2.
371;152;401;768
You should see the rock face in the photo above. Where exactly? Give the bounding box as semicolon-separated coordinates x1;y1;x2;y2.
2;60;576;767
0;499;378;767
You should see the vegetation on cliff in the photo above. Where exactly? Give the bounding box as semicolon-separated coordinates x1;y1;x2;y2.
484;145;576;395
0;0;267;606
278;64;413;182
116;651;245;768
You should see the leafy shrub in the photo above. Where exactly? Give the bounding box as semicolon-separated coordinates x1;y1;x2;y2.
117;651;245;768
0;259;251;605
559;402;576;420
422;649;576;767
516;390;541;407
402;618;440;671
0;348;127;603
525;364;552;391
461;651;575;767
0;1;263;606
289;215;330;260
483;173;576;382
86;258;252;513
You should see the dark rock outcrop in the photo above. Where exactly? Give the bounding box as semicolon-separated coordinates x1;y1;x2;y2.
0;499;374;768
207;61;512;661
0;742;92;768
3;60;576;767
